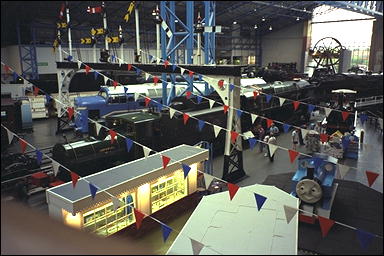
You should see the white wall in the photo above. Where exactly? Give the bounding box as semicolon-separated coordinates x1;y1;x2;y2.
261;22;305;71
1;45;22;76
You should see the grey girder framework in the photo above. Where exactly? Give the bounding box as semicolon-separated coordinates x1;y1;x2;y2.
316;1;383;17
56;62;247;183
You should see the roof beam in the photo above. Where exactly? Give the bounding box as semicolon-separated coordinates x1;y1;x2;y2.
315;1;383;17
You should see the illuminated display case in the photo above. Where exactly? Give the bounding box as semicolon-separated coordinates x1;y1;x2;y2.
151;170;188;213
82;193;136;236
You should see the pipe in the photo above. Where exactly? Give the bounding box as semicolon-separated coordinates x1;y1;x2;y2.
197;32;201;65
66;4;72;56
156;23;161;63
102;2;108;51
119;25;123;61
135;8;141;63
58;30;63;61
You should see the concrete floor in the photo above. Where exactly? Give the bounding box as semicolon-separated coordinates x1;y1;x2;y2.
2;114;383;254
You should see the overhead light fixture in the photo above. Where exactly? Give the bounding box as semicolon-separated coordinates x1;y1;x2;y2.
254;24;258;29
254;8;257;11
175;19;178;23
269;25;272;31
296;17;300;21
233;21;237;24
262;17;265;21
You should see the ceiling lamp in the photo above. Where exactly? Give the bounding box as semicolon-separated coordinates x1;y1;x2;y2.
296;17;300;21
254;24;258;29
233;21;237;24
269;25;272;31
262;17;265;21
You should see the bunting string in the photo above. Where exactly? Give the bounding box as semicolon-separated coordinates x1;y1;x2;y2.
2;57;382;246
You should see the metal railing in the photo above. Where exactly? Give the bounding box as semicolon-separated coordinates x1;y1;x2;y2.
355;95;383;108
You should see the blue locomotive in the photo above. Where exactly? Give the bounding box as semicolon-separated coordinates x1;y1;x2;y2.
291;153;338;212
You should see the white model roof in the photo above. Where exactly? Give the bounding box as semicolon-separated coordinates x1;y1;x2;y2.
167;184;299;255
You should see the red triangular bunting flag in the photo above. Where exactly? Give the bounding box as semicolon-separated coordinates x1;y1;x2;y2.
365;171;379;187
85;65;91;75
67;107;74;120
342;111;350;121
128;64;132;71
33;86;40;96
189;71;194;78
288;149;299;163
218;80;224;88
227;183;240;201
318;216;335;237
320;133;328;143
70;172;80;188
145;97;151;107
183;113;190;125
293;101;300;111
133;208;145;229
162;155;171;169
253;91;259;99
19;139;27;153
223;105;229;114
186;91;192;99
164;60;169;68
113;80;118;88
4;65;11;73
266;119;273;128
153;76;159;85
230;131;239;143
109;129;117;144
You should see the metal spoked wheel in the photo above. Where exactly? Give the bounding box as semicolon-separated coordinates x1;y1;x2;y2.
310;37;345;74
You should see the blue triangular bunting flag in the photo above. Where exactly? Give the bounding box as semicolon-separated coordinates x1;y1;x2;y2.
172;64;177;72
36;149;43;165
94;71;99;80
248;138;257;150
254;193;267;211
196;95;202;104
124;86;128;94
89;183;98;199
157;102;163;111
236;109;243;118
356;229;374;249
161;223;172;242
12;72;18;82
308;104;315;113
149;55;154;62
359;114;368;125
136;68;141;75
266;94;272;103
198;74;203;81
198;120;205;131
45;94;51;103
111;55;116;62
125;138;133;152
67;55;73;61
229;83;235;91
182;163;191;179
283;123;291;133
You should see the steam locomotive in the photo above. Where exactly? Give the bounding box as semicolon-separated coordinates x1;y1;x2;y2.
291;153;338;223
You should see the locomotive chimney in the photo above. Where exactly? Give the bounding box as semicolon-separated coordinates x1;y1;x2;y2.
306;167;314;179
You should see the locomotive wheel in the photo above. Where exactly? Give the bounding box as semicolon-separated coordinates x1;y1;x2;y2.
296;178;323;204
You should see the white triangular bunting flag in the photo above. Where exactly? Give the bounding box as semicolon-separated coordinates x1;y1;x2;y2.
208;99;215;109
112;196;122;211
190;238;205;255
52;160;60;176
279;97;286;106
268;144;278;156
324;107;332;117
6;128;14;144
213;125;221;138
143;146;151;159
169;108;176;119
95;122;102;135
338;164;350;179
180;67;185;75
203;173;215;190
145;72;150;80
251;114;258;124
283;205;297;224
156;57;161;64
103;75;109;85
134;92;140;102
301;128;309;140
77;60;82;69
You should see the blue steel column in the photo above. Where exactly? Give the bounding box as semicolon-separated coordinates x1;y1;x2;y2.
160;2;168;105
186;1;194;64
168;1;176;104
204;1;215;64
